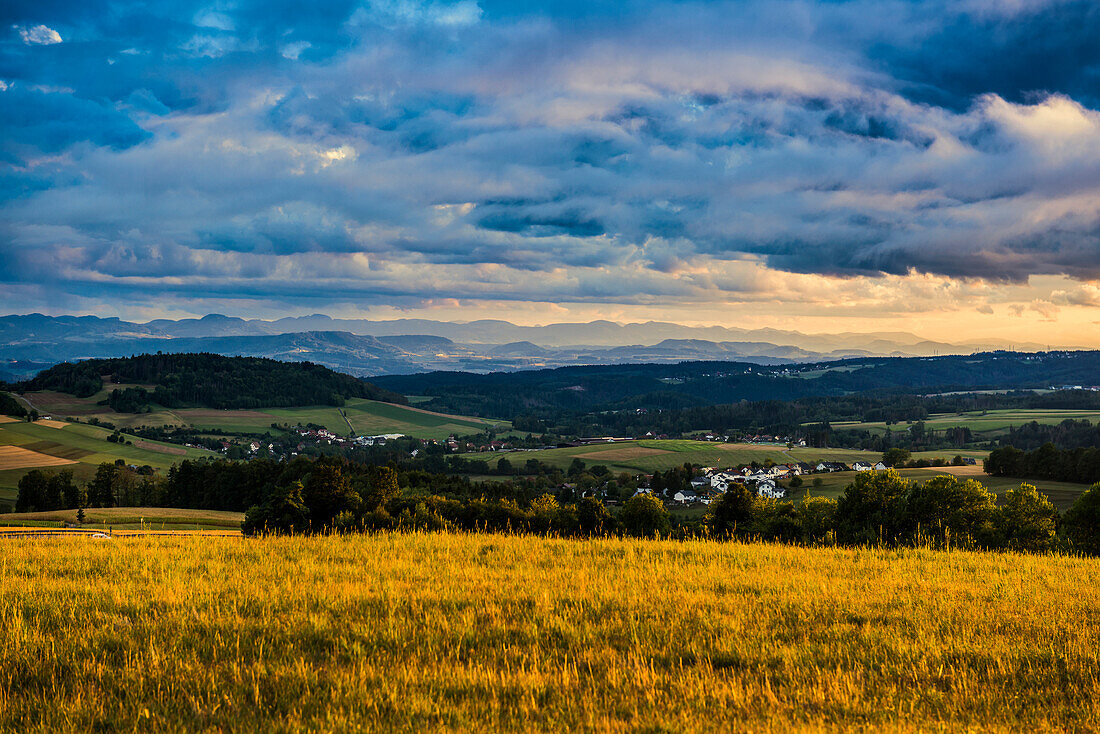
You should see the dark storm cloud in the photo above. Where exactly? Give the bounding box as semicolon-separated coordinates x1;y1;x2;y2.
4;0;1100;312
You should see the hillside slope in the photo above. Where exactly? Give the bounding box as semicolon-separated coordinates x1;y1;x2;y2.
14;353;405;409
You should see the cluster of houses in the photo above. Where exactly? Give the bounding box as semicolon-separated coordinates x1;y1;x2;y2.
631;459;900;507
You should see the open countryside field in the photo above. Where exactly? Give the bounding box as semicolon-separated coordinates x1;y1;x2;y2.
0;420;216;506
827;408;1100;438
466;439;984;474
791;467;1091;511
13;390;508;439
182;398;507;439
0;506;244;531
1;533;1098;731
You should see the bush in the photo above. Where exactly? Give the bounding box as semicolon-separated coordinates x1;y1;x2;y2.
750;498;801;542
706;484;755;538
797;496;837;544
619;494;670;538
577;497;613;536
904;476;997;548
992;484;1058;553
242;482;311;535
835;469;910;546
1062;483;1100;555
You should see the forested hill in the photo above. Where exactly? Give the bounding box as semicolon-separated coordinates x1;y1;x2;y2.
371;351;1100;419
12;353;406;410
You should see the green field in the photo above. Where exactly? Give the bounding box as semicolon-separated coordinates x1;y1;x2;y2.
792;467;1089;511
826;408;1100;437
17;390;507;440
1;533;1098;731
0;420;217;505
465;439;985;474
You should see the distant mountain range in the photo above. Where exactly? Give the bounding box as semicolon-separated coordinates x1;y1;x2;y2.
0;313;1055;379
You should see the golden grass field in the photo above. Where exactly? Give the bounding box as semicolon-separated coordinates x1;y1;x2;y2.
1;532;1097;732
0;445;77;471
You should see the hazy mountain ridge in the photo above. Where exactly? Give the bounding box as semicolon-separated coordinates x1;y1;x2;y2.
0;313;1054;378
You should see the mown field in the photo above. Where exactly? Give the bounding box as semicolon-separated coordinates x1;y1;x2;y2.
826;408;1100;438
1;533;1097;731
0;420;216;507
465;439;986;474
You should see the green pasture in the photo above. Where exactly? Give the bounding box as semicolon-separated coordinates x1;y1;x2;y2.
792;468;1089;512
0;507;244;530
0;420;216;497
465;440;883;474
11;390;508;441
826;409;1100;437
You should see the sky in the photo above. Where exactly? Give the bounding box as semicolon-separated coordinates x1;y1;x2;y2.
3;0;1100;343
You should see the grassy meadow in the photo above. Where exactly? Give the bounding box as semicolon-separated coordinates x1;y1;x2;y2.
0;420;216;507
791;466;1091;511
826;408;1100;439
19;389;507;440
1;532;1098;731
465;439;986;475
0;506;244;531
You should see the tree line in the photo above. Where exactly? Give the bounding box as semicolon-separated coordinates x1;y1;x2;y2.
985;442;1100;484
15;456;1098;556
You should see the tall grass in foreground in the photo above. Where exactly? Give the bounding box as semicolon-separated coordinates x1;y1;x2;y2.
1;534;1098;732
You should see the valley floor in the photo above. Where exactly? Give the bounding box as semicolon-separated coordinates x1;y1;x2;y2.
1;533;1097;732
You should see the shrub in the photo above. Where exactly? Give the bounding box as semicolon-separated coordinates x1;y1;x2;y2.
706;484;755;538
797;496;837;544
619;494;670;538
242;482;311;536
904;476;997;548
1062;483;1100;555
835;469;910;546
992;484;1058;553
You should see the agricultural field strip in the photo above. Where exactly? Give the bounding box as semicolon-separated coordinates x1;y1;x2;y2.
466;440;882;472
0;446;78;470
827;409;1100;433
0;421;214;471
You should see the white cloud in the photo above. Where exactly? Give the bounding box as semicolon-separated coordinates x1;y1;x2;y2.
17;24;63;45
280;41;311;60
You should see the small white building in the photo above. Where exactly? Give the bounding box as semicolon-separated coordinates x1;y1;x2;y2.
756;479;786;499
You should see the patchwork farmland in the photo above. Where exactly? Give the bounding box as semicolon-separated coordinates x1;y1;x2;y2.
463;439;985;474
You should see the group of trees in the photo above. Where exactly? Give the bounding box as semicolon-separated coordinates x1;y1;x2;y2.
997;419;1100;452
372;352;1100;425
708;470;1098;553
986;443;1100;484
14;353;405;410
13;455;1100;555
0;392;27;418
15;462;159;512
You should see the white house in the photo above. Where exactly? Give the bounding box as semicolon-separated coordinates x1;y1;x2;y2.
874;461;888;471
673;490;699;504
756;479;786;499
853;461;874;472
709;472;740;491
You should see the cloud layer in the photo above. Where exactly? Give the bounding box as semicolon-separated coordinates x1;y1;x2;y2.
3;0;1100;332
